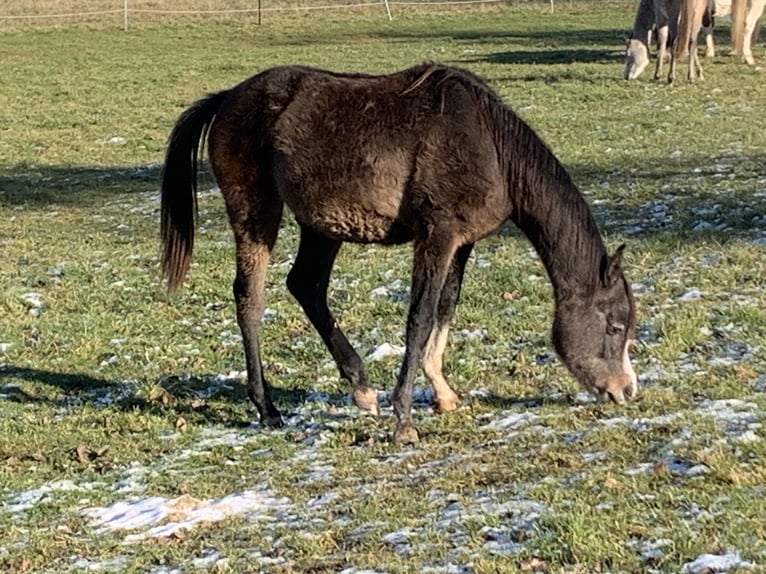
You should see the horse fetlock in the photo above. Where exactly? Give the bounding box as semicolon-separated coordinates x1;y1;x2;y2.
434;391;460;413
352;386;380;415
393;423;420;444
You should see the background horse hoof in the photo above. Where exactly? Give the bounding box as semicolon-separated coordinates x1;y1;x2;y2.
261;413;285;429
352;386;380;416
434;394;460;413
393;424;420;444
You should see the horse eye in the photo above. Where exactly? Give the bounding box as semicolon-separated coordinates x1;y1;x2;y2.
606;321;625;336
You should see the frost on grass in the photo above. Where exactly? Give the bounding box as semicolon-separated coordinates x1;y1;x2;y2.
681;552;753;573
480;411;541;431
696;399;761;440
367;342;405;361
3;480;97;514
83;487;293;543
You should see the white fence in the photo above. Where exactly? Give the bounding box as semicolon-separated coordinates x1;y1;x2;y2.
0;0;546;30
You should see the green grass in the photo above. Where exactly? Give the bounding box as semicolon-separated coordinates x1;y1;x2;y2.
2;3;766;573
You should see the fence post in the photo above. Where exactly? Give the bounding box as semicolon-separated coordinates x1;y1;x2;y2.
124;0;129;30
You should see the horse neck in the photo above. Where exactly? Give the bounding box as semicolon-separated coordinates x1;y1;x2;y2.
501;120;606;303
633;0;656;40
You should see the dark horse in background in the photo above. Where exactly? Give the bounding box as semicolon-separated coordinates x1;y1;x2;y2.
160;63;638;443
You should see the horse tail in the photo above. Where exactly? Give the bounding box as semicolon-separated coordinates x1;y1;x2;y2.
160;90;229;292
730;0;747;55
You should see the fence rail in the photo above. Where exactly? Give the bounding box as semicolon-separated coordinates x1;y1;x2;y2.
0;0;530;30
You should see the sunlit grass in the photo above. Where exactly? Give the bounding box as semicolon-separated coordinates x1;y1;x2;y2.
1;2;765;572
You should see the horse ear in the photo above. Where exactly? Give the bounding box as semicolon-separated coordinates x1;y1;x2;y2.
601;244;627;287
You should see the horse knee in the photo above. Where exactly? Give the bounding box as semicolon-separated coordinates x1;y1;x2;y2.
286;269;314;304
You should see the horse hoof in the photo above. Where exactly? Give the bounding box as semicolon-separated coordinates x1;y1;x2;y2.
352;387;380;416
262;413;284;429
393;424;420;445
434;394;460;413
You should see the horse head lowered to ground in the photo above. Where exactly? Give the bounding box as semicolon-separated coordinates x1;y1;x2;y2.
160;63;638;443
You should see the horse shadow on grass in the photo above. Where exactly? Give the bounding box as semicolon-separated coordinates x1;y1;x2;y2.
0;365;305;427
1;364;581;433
370;27;627;48
0;164;167;208
461;46;622;67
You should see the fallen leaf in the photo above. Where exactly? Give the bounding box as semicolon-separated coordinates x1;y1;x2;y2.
503;289;522;301
603;475;623;490
159;388;174;406
74;443;90;464
11;558;31;572
72;444;108;464
291;431;307;443
175;416;187;432
520;557;549;571
654;461;669;475
353;432;374;447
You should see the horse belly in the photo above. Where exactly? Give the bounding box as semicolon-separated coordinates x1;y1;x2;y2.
274;147;413;244
305;204;412;244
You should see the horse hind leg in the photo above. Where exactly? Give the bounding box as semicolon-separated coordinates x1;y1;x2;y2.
422;243;474;414
286;225;379;416
228;185;284;428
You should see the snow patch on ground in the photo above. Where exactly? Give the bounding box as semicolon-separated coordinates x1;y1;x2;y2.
83;487;292;543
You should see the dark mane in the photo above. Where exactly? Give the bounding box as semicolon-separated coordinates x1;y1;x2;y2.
430;65;606;299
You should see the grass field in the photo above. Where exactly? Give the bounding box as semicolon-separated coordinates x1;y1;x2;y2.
1;2;766;572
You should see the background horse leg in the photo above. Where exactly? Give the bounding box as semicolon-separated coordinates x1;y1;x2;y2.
392;235;459;444
230;204;284;428
742;3;764;64
654;24;670;79
422;243;474;414
702;0;715;56
688;31;702;79
286;226;379;415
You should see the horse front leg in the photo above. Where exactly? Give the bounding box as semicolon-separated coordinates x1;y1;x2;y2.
689;36;703;80
742;15;760;64
654;24;670;79
422;243;474;414
286;226;379;415
703;23;715;57
392;235;458;444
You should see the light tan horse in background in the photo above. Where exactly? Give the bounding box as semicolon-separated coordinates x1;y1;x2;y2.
668;0;710;82
731;0;765;64
624;0;677;80
624;0;717;80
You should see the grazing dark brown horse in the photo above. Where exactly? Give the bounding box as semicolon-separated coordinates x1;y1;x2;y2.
160;63;638;444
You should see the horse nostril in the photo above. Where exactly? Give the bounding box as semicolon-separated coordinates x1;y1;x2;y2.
624;384;635;399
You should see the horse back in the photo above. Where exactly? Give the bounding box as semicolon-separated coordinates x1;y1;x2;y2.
210;64;508;246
